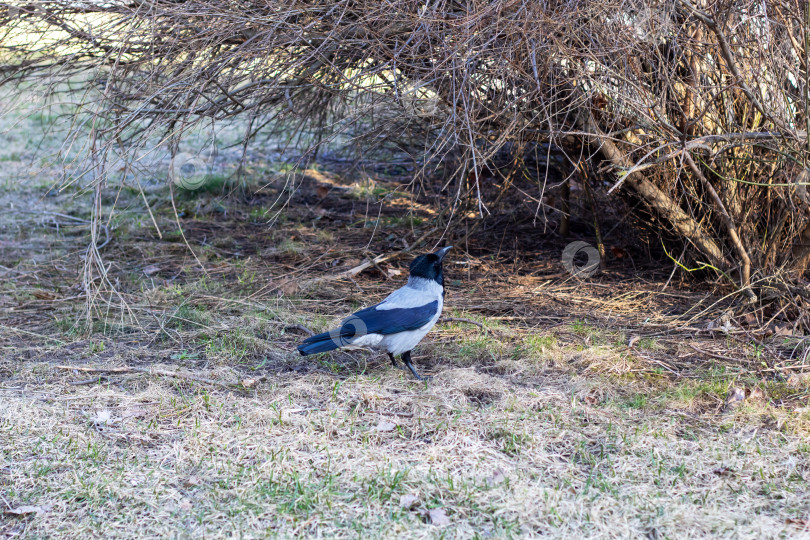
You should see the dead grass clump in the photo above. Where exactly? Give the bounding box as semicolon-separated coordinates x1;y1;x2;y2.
566;346;636;377
4;329;810;538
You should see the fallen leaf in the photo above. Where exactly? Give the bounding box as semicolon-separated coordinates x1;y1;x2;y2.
184;476;201;488
725;387;745;410
385;268;402;278
748;387;767;402
316;185;330;198
179;499;193;511
6;505;51;516
427;508;450;526
240;377;265;388
707;314;735;333
712;466;734;476
142;264;161;276
91;410;113;425
772;323;793;337
487;468;506;486
787;373;810;387
279;281;300;297
610;246;628;259
399;494;419;509
122;407;148;419
786;518;809;527
375;420;397;432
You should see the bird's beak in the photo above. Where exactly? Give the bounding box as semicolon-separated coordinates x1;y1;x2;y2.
434;246;453;261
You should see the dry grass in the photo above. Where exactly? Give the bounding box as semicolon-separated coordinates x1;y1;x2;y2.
3;344;810;538
3;109;810;539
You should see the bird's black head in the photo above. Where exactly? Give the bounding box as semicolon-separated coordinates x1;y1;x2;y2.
408;246;452;286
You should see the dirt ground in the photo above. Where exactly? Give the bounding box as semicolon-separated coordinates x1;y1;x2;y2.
2;108;810;539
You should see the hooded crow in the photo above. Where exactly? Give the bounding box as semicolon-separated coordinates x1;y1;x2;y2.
297;246;452;380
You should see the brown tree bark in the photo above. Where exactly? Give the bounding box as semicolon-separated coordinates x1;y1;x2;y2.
577;109;731;271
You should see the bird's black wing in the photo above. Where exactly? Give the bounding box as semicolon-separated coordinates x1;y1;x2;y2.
298;300;439;356
339;300;439;338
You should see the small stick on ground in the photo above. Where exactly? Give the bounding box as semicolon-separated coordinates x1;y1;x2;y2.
54;365;260;389
441;317;489;333
285;324;315;336
687;344;743;363
301;227;438;287
364;409;415;418
347;276;365;292
69;376;110;386
534;271;573;281
762;364;810;372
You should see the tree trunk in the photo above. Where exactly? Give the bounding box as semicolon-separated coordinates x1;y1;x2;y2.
577;109;731;271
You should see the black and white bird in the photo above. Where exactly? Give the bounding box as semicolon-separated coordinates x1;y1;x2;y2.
297;246;452;380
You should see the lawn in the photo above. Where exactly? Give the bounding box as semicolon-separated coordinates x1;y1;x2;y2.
2;105;810;539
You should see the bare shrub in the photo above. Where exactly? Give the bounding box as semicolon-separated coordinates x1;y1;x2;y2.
2;0;810;315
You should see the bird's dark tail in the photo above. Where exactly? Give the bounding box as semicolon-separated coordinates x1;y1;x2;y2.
297;331;339;356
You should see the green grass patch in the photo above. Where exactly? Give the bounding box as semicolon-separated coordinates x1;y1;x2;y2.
516;334;557;360
171;304;213;330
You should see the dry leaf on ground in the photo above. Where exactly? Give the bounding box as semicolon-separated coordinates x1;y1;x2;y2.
748;387;767;402
6;505;51;516
91;410;113;425
280;281;300;296
487;468;506;486
375;420;397;432
725;387;745;410
184;476;201;488
787;373;810;387
712;466;734;476
122;407;148;419
426;508;450;526
240;377;265;388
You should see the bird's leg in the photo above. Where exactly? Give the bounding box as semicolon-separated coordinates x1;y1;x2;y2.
387;352;399;368
400;351;427;381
